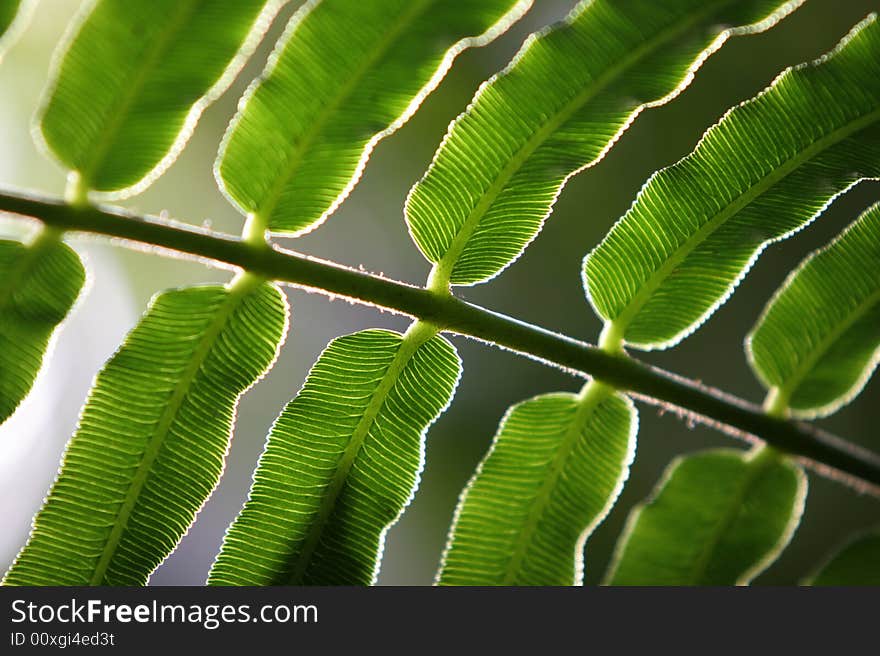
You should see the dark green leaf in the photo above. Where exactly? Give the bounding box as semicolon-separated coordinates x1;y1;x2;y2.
806;528;880;585
0;0;19;36
0;232;84;425
0;0;29;57
605;448;806;586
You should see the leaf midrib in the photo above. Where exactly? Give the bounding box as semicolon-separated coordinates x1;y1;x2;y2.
430;0;736;286
499;382;611;585
88;281;253;585
283;322;437;585
777;285;880;405
246;0;434;231
73;0;199;186
686;450;777;585
610;107;880;340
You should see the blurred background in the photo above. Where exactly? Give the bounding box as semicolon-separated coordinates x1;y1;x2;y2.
1;0;878;585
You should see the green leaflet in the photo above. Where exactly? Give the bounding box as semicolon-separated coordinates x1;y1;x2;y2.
584;16;880;351
39;0;280;195
806;529;880;586
0;0;27;57
0;0;39;65
0;232;84;425
406;0;803;288
2;278;288;585
208;325;461;585
0;0;19;35
438;383;636;586
605;448;806;586
747;203;880;418
218;0;531;235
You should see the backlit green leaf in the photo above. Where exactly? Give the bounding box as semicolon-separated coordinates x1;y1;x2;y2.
218;0;531;236
39;0;281;195
605;448;806;586
585;16;880;350
208;325;461;585
2;278;288;585
806;528;880;586
406;0;803;287
438;383;636;586
747;203;880;418
0;232;84;425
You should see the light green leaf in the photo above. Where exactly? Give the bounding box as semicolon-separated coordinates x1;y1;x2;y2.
605;448;806;586
208;324;461;585
806;528;880;586
438;383;636;586
406;0;803;288
39;0;281;195
2;278;288;585
585;16;880;351
218;0;531;236
747;203;880;418
0;231;84;425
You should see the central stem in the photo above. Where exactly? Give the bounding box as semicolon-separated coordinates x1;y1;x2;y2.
0;188;878;492
235;212;271;289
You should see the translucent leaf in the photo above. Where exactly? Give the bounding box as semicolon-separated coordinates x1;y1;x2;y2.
0;233;84;425
2;279;288;585
406;0;803;287
208;326;461;585
38;0;281;195
747;203;880;418
585;16;880;350
438;384;636;586
806;529;880;586
605;448;806;586
218;0;531;235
